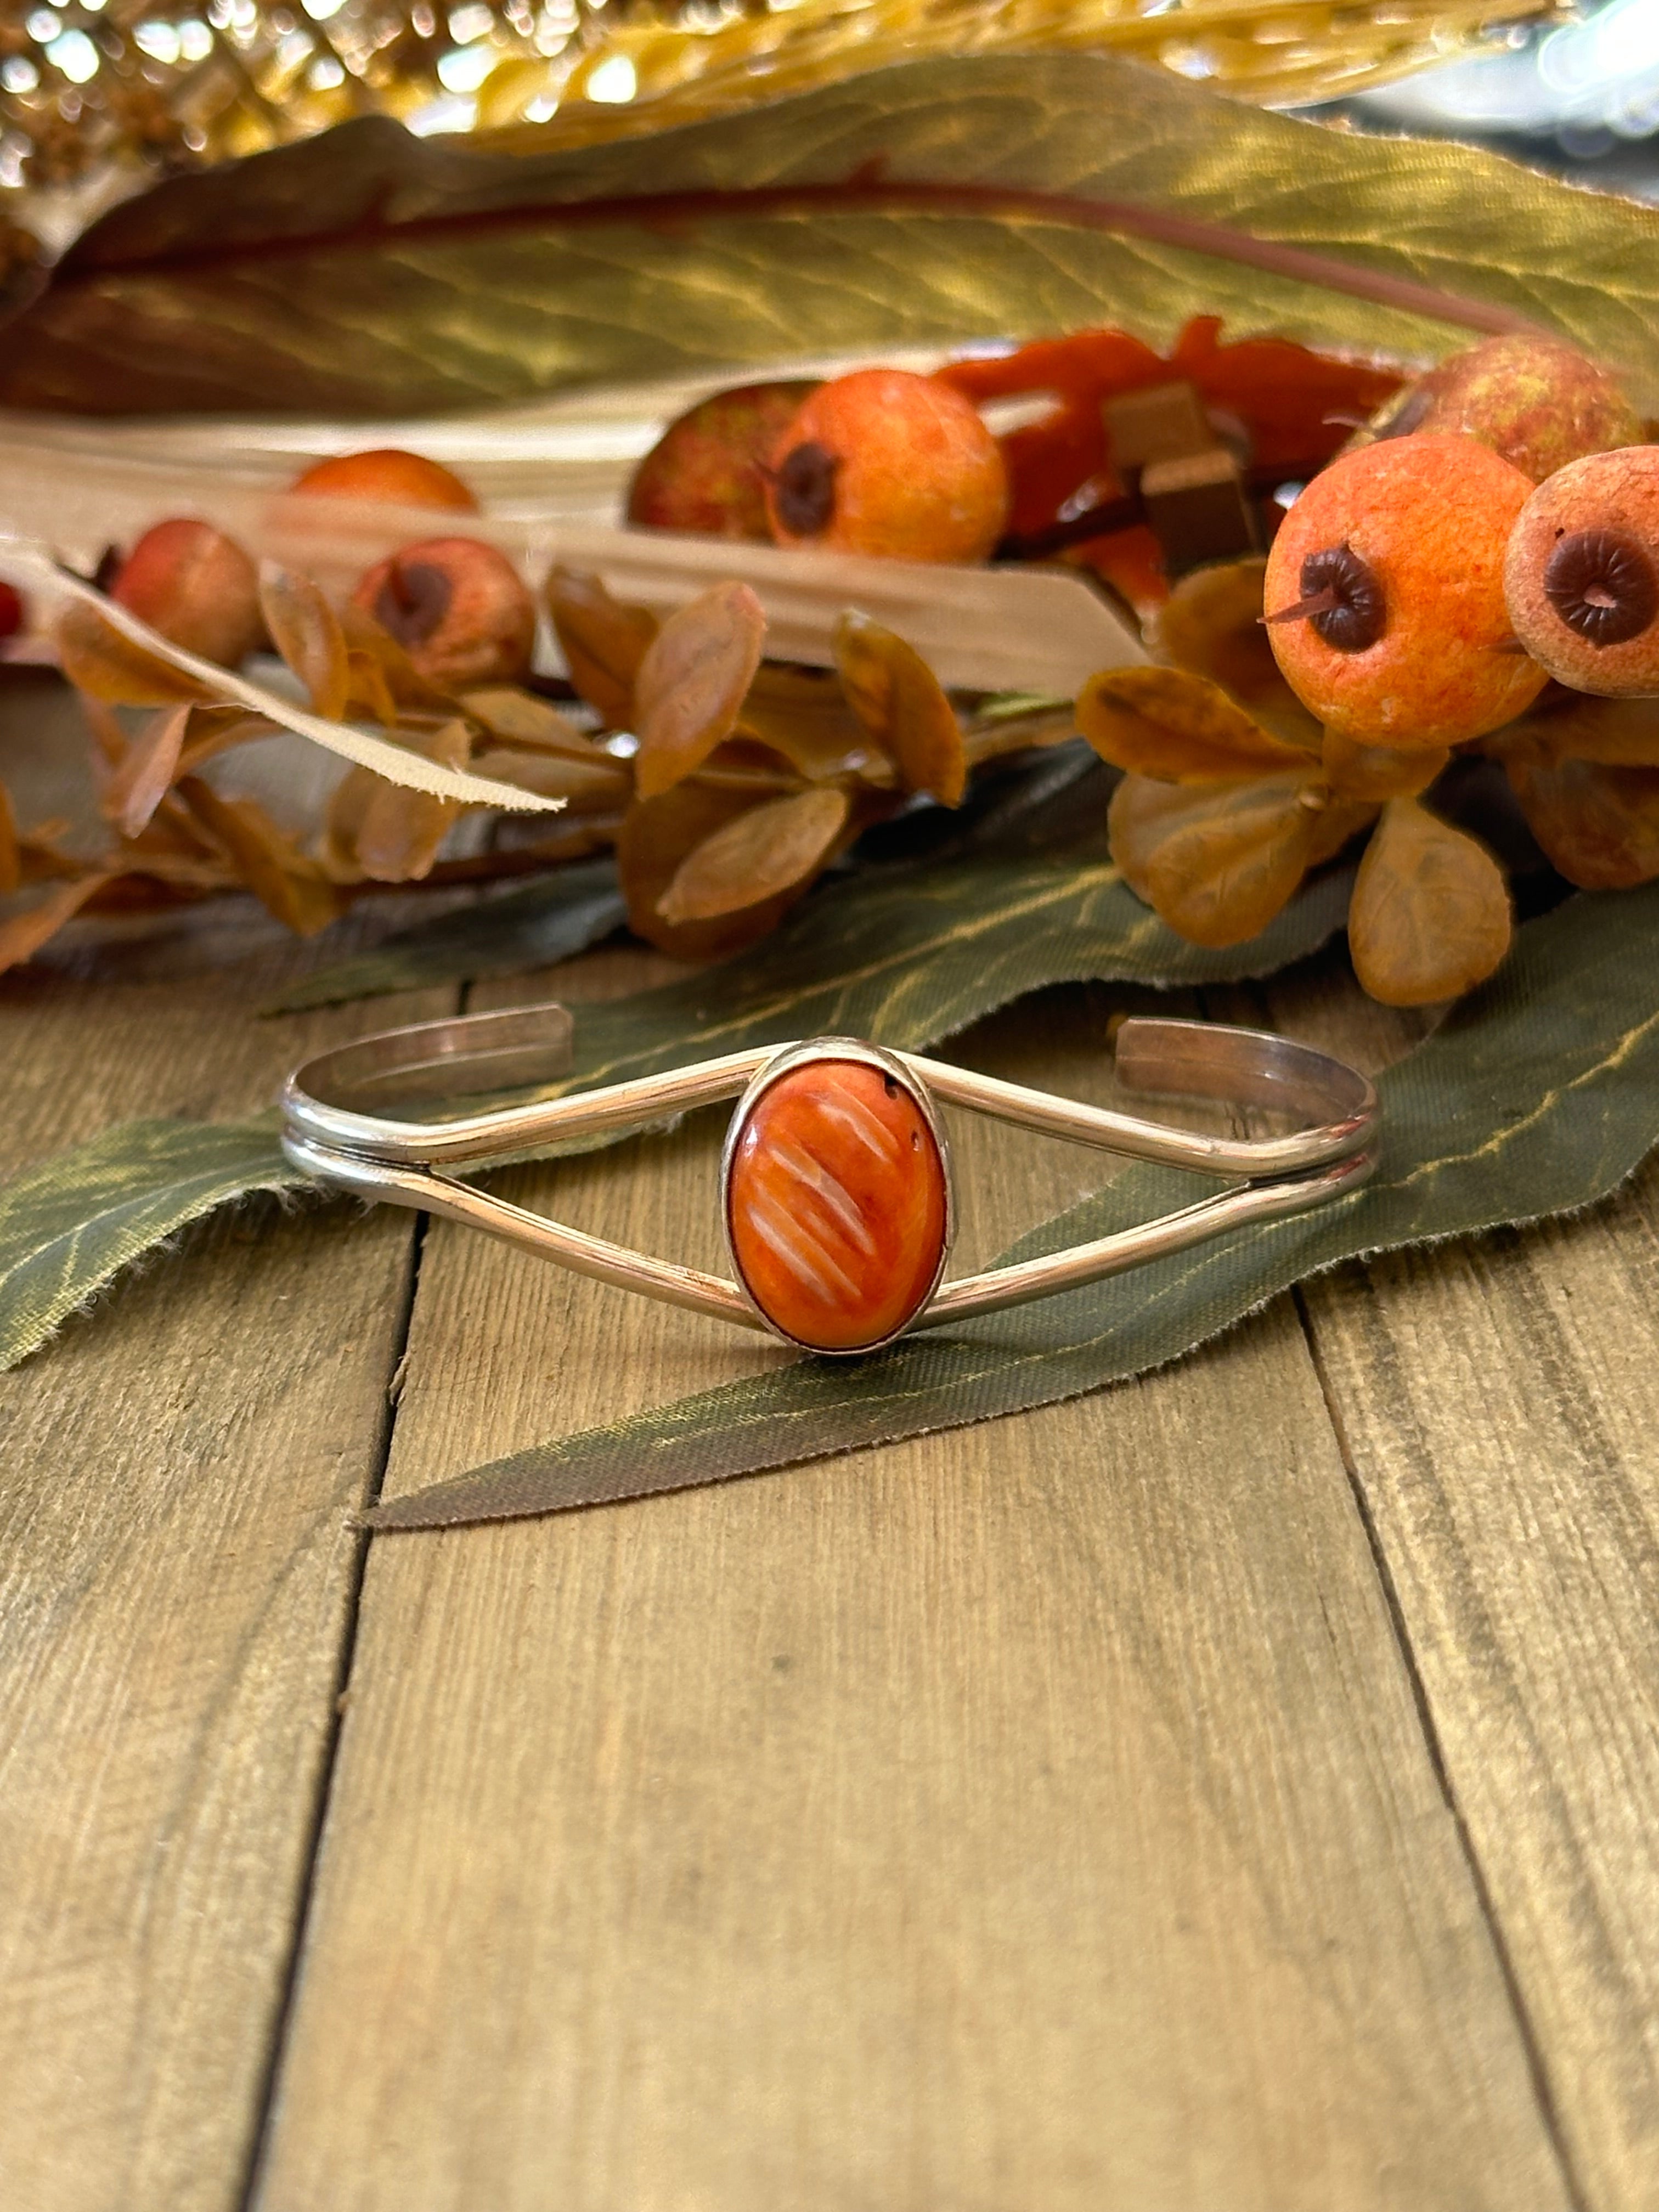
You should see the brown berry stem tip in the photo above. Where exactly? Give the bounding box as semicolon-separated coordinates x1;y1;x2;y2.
772;442;840;537
1262;544;1385;653
374;557;452;647
1543;528;1658;647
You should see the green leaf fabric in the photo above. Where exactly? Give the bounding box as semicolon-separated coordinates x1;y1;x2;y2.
9;54;1659;416
370;884;1659;1528
0;1118;300;1369
264;861;628;1013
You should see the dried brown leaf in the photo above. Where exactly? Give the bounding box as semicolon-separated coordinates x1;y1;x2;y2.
1504;755;1659;890
834;612;966;807
1322;728;1447;803
178;776;341;934
469;745;630;812
1079;665;1314;784
1150;556;1323;748
1108;770;1318;947
105;703;193;840
1349;797;1511;1006
57;601;216;708
736;664;895;787
459;687;600;759
1304;793;1380;867
633;582;767;802
658;786;852;924
961;701;1080;771
353;721;476;885
0;872;115;975
547;568;659;728
619;779;808;960
1503;690;1659;771
259;562;351;720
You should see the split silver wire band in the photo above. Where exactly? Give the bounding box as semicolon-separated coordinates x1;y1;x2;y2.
279;1007;1378;1354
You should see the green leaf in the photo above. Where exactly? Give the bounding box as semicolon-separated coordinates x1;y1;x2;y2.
0;757;1351;1372
8;53;1659;417
0;1117;301;1370
263;860;627;1013
370;883;1659;1528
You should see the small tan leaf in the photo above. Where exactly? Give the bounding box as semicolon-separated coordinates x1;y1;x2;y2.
1152;558;1278;702
57;601;216;708
659;786;851;924
546;569;659;728
259;562;351;720
470;746;629;812
354;721;477;885
1322;727;1448;803
834;612;966;806
736;664;895;787
633;581;766;800
459;687;600;758
962;700;1079;771
619;777;809;960
0;873;116;975
1503;690;1659;770
1304;792;1380;867
1149;556;1323;746
1109;771;1318;947
178;776;341;934
1079;666;1315;785
1504;755;1659;890
105;703;193;840
1349;797;1511;1006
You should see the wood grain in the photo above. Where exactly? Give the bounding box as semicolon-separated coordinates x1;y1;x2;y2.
253;975;1570;2212
1268;958;1659;2212
0;670;450;2212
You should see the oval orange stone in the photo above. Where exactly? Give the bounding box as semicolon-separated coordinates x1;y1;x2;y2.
726;1056;949;1351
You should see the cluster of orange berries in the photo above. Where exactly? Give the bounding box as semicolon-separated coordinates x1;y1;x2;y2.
1265;428;1659;749
101;447;536;691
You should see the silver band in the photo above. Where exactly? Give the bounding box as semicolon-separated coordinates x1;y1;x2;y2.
279;1007;1377;1351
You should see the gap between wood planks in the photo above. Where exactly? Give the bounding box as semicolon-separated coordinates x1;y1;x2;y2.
232;1168;440;2211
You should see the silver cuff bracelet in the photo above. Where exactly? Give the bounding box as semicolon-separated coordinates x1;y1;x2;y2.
280;1008;1377;1356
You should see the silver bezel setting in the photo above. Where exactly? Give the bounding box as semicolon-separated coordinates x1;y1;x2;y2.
719;1037;955;1356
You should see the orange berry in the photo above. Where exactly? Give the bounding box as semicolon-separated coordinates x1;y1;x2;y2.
1354;335;1640;484
290;449;478;513
110;518;264;668
1504;447;1659;696
1263;434;1545;749
628;380;818;539
766;369;1008;564
353;537;534;688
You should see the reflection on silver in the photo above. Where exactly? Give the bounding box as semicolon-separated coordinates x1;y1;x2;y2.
280;1005;1378;1353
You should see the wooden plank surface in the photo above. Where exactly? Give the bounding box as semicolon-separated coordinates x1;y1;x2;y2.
1270;963;1659;2212
250;974;1571;2212
0;674;448;2212
5;650;1654;2210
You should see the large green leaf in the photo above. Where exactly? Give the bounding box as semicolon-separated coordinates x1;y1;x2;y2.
264;860;628;1014
7;54;1659;417
0;1117;302;1367
369;883;1659;1528
0;757;1353;1370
